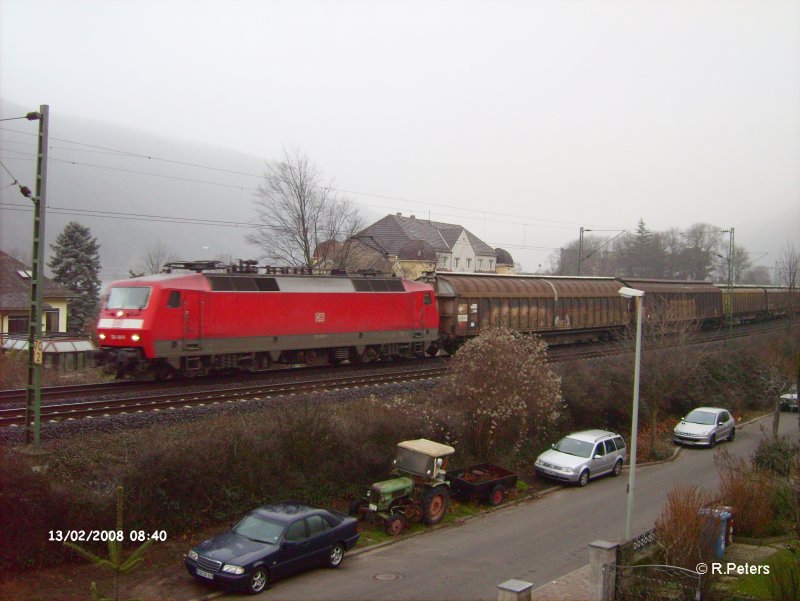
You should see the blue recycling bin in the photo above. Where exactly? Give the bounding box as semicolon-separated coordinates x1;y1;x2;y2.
699;507;733;559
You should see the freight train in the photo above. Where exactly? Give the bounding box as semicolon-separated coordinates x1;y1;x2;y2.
94;262;798;379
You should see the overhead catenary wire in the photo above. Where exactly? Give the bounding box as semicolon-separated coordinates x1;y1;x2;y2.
0;158;33;199
0;126;621;233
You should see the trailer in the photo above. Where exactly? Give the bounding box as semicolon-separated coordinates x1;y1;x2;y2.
446;463;518;507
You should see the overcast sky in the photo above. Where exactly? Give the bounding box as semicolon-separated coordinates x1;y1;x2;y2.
1;0;798;272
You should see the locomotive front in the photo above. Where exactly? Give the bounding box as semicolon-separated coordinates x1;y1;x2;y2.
95;283;154;377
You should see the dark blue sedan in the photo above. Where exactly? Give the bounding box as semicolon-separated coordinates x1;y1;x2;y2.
185;501;360;594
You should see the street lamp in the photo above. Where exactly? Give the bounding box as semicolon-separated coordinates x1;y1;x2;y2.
619;286;644;540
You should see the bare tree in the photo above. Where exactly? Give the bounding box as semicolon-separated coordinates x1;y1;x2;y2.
778;242;798;306
634;305;707;458
247;149;363;269
741;265;772;285
138;241;175;275
677;222;722;280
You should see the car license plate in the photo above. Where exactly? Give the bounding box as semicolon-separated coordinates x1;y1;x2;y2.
368;503;377;511
196;568;214;580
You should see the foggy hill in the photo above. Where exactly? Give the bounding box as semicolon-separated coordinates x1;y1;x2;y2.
0;100;268;283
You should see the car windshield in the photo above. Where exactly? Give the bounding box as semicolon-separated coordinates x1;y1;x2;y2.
106;287;151;310
684;410;717;425
232;514;284;544
553;436;594;458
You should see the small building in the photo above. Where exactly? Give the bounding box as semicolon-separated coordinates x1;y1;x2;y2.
0;249;94;370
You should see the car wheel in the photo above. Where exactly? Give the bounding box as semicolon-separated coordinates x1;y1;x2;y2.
728;428;735;442
489;484;506;507
328;543;345;568
577;470;590;487
612;459;623;477
709;434;716;448
247;568;269;594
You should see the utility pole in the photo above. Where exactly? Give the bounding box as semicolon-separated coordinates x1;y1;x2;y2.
578;227;588;276
721;228;735;340
24;104;49;449
728;227;735;338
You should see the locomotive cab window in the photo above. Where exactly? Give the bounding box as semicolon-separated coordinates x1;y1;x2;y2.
166;291;181;308
106;287;151;310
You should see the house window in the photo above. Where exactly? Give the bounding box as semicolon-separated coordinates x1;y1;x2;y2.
438;255;447;268
45;309;59;333
490;260;494;270
466;258;472;268
454;258;459;268
478;259;483;270
8;315;28;334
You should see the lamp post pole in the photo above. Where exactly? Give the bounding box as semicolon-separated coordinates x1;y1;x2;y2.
619;286;644;540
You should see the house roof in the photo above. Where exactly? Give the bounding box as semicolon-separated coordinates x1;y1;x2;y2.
0;250;74;311
355;214;496;257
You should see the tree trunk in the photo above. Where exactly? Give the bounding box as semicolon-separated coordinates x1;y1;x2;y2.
649;406;658;459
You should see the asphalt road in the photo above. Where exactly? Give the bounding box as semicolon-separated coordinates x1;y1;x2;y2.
221;413;799;601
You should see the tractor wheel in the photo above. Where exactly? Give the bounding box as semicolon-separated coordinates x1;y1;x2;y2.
422;486;450;525
384;514;407;536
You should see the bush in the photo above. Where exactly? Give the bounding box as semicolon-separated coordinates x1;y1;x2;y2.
768;547;800;601
716;451;775;538
753;435;799;477
0;448;113;574
438;328;563;461
654;484;717;569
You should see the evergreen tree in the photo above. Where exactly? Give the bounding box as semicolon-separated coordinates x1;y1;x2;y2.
48;221;102;334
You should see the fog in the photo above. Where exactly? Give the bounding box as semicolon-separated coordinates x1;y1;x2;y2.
1;0;798;274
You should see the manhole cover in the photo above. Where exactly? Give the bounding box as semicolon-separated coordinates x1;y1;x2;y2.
374;572;404;581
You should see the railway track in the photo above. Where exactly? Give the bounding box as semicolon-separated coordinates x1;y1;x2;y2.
1;319;792;429
0;365;449;427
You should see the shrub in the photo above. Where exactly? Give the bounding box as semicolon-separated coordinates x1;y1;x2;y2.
0;448;113;574
768;547;800;601
654;484;717;569
716;451;775;538
439;328;563;461
753;435;799;477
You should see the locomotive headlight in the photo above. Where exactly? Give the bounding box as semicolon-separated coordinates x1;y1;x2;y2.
116;310;124;317
98;333;106;340
131;334;141;342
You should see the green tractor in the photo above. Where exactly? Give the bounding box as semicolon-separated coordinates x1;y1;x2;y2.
349;439;455;535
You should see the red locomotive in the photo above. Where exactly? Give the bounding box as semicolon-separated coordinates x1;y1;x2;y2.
95;262;439;379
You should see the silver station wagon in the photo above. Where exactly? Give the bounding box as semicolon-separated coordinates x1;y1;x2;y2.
534;430;627;487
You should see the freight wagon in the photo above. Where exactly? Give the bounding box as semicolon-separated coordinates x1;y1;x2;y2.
422;273;629;352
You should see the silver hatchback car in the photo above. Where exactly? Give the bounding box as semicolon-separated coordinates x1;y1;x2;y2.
534;430;627;487
673;407;736;447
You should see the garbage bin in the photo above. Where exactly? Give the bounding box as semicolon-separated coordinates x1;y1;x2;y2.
699;507;733;559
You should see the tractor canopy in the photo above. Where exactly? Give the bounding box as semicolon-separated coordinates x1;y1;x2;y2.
393;439;455;479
